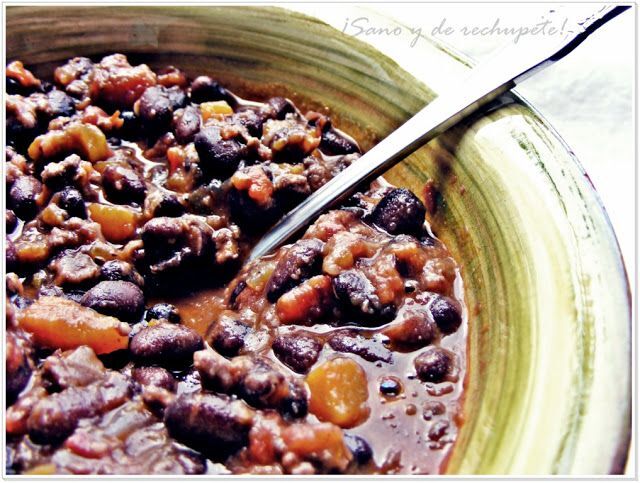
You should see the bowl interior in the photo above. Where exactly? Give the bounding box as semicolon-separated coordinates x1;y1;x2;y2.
5;5;631;474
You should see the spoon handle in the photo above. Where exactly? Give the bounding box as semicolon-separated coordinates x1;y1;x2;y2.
249;4;629;261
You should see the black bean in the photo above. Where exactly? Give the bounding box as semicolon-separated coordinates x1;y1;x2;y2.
369;188;426;236
227;186;281;232
327;330;392;363
57;187;87;219
414;347;454;383
344;434;373;465
207;315;250;357
320;129;360;155
145;303;181;324
164;393;253;457
100;260;144;286
141;215;216;275
279;381;308;420
429;295;462;335
264;97;295;120
6;76;27;95
9;176;42;220
173;105;201;144
102;165;147;205
190;76;229;104
194;126;247;179
132;366;176;391
130;322;203;367
266;238;324;302
6;210;17;233
46;89;76;119
332;270;385;320
80;280;145;322
118;110;140;139
272;333;322;374
138;85;187;132
151;191;185;217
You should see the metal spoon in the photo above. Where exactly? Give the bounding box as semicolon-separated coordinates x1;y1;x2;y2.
249;4;629;261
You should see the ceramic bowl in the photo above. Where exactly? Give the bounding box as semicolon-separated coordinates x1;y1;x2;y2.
5;5;631;474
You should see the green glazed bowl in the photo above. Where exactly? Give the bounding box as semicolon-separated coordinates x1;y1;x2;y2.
6;5;631;475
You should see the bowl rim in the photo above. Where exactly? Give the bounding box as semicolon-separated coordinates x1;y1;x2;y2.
413;22;632;473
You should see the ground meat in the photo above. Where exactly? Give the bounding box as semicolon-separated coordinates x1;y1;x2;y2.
51;400;206;474
27;371;132;444
261;117;320;163
41;155;96;193
6;331;33;403
89;54;156;108
49;250;100;287
41;346;106;391
194;348;307;416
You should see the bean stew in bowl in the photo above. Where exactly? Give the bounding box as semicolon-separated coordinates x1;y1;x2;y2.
6;54;467;475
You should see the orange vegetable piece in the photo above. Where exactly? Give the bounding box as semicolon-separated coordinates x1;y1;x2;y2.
306;357;370;428
28;123;112;163
275;275;332;325
18;296;130;354
166;146;186;174
282;422;352;472
200;101;233;121
88;203;138;243
231;166;274;206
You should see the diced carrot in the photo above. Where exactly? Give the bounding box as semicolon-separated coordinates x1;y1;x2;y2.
201;101;233;121
166;146;186;174
18;296;130;354
88;203;138;243
275;275;332;325
306;357;370;428
282;422;352;471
